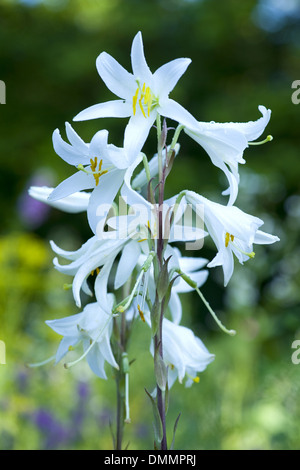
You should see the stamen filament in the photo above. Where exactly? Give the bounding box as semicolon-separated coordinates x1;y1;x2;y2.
248;135;273;145
26;354;56;368
195;287;236;336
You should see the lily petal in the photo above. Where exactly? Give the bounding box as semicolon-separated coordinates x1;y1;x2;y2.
48;171;94;202
153;58;191;97
131;31;153;86
29;186;90;213
74;100;132;121
159;98;199;130
96;51;136;100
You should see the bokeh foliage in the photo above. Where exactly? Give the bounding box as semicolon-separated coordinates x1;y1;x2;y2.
0;0;299;450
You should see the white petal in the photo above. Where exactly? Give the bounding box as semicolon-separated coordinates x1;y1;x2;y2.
98;333;119;370
96;51;136;100
52;127;89;166
94;255;118;313
50;236;97;261
153;58;191;97
73;100;132;121
185;125;248;167
120;154;151;212
254;230;280;245
179;256;208;273
65;122;89;155
114;240;141;290
46;312;83;337
216;105;271;142
87;169;125;236
168;292;182;324
124;111;156;160
85;343;107;379
89;129;110;162
159;98;199;130
48;171;94;202
131;31;153;85
29;186;90;213
55;336;79;364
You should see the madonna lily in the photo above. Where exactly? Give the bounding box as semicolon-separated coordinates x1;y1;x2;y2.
185;105;271;205
186;191;279;286
47;122;142;235
147;315;215;388
73;31;199;158
46;298;118;379
50;235;130;311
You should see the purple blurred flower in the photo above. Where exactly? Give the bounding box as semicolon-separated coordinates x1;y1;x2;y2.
17;169;54;229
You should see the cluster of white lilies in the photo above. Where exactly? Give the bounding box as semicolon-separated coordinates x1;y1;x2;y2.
30;32;279;442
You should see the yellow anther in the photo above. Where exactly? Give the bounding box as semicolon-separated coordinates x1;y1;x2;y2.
193;376;200;383
225;232;235;247
132;83;153;118
137;304;145;322
90;157;98;172
92;158;108;186
132;87;139;115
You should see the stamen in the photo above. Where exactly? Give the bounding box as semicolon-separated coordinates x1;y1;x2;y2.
26;354;56;368
195;286;236;336
90;157;97;172
64;314;117;370
132;83;154;118
132;87;139;115
187;373;200;384
63;283;72;290
248;135;273;146
225;232;234;248
138;304;145;322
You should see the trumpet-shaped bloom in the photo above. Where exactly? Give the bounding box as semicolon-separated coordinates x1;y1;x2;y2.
46;298;118;379
51;235;129;310
73;31;199;158
186;191;279;286
147;315;215;388
47;122;142;235
185;106;271;205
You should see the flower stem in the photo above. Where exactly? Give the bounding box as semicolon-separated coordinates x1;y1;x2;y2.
153;114;168;450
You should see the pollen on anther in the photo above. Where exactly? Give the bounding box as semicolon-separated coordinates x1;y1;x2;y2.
137;304;145;322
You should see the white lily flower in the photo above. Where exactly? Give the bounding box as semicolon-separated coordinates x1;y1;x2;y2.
73;31;199;158
47;122;142;235
185;105;271;205
29;186;90;213
46;298;118;379
51;235;129;310
147;315;214;388
186;191;279;286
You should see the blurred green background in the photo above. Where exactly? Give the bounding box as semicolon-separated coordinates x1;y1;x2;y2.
0;0;299;450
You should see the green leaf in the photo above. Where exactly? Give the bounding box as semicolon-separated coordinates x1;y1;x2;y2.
145;388;163;444
170;413;181;450
154;343;168;392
